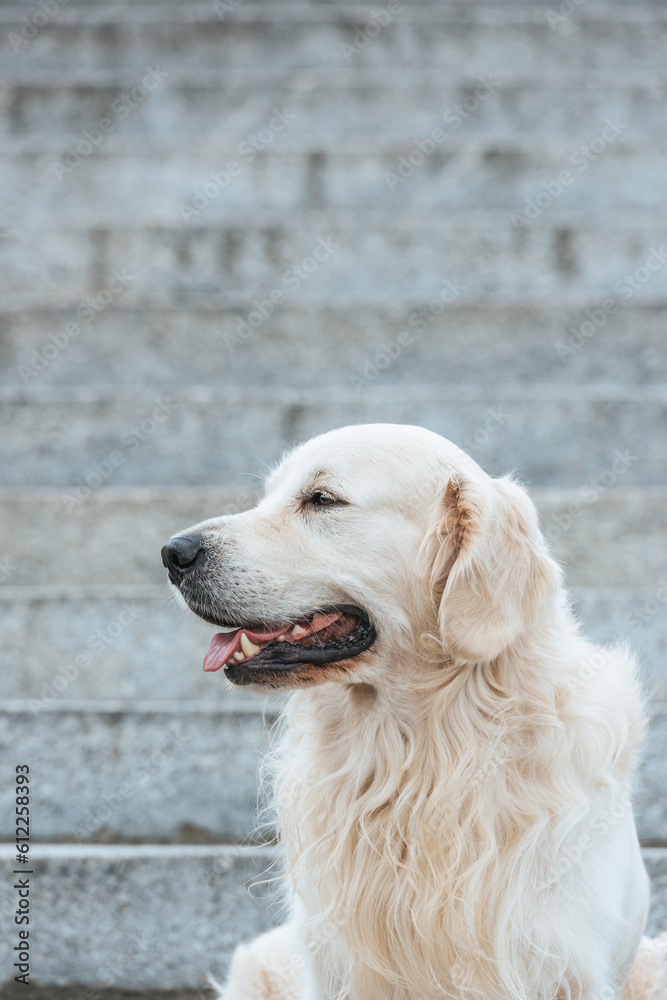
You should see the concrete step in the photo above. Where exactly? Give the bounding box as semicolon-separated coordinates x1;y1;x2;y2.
3;0;663;7
0;843;665;989
3;584;667;702
1;701;665;845
2;387;667;486
573;588;667;701
3;218;667;309
0;843;277;990
1;991;204;1000
0;488;249;585
3;305;667;388
2;8;667;81
4;145;667;227
0;586;226;704
2;80;665;145
0;701;274;844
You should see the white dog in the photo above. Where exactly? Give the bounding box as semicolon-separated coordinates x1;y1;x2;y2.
162;423;667;1000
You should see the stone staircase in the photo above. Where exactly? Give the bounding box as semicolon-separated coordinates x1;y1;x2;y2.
1;0;666;992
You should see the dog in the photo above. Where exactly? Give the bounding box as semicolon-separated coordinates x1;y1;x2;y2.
162;423;667;1000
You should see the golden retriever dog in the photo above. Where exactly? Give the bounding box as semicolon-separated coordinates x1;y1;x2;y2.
162;423;667;1000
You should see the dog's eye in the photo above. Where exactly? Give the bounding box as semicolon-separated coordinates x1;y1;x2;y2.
308;490;338;507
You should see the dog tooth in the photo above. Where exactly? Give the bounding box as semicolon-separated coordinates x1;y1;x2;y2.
277;634;287;641
310;613;335;632
240;632;261;657
291;623;308;638
233;651;245;662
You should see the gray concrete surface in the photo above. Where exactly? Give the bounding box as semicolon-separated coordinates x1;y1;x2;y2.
3;220;667;309
1;0;664;6
2;9;667;79
3;390;667;487
5;147;667;227
638;712;667;845
1;81;665;145
2;305;667;387
0;701;276;844
645;850;667;937
2;991;208;1000
0;844;279;990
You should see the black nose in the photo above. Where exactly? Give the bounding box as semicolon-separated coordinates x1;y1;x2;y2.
161;534;203;576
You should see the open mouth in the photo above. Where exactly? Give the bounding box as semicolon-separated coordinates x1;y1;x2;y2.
202;605;376;686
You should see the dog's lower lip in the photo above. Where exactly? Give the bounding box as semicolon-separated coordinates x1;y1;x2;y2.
202;605;376;684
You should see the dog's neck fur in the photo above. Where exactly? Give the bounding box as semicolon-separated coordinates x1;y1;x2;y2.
269;606;643;1000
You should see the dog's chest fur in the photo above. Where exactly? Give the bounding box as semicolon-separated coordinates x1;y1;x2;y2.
270;656;643;1000
274;685;543;998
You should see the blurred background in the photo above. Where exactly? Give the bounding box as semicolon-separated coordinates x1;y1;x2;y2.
1;0;666;993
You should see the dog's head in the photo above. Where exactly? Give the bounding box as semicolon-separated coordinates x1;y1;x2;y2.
162;424;561;690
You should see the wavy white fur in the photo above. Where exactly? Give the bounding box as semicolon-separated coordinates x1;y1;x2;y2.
176;424;666;1000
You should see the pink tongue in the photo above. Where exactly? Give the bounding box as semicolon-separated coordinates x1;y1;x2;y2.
203;625;288;673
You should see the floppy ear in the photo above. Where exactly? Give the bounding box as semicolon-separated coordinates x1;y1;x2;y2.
425;470;562;663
